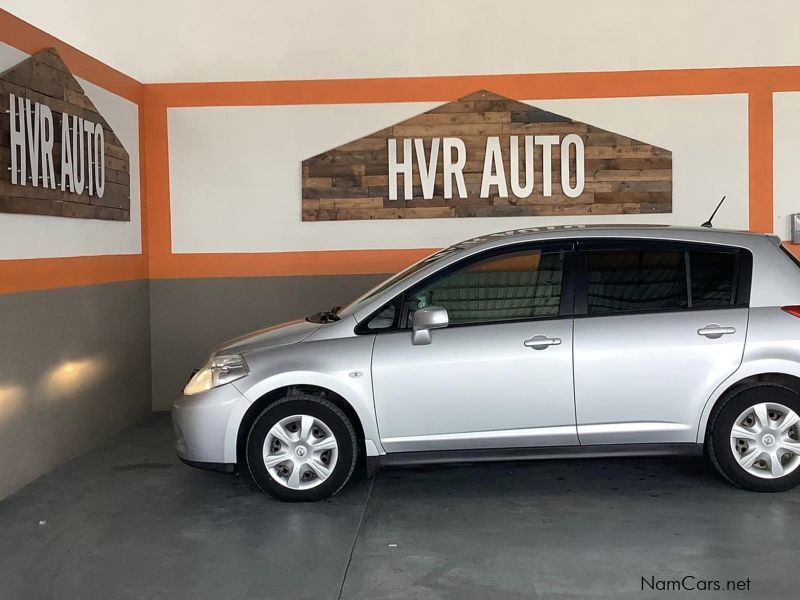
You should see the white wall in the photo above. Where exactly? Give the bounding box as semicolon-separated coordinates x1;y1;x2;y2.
4;0;800;83
168;94;748;253
774;93;800;241
0;42;142;259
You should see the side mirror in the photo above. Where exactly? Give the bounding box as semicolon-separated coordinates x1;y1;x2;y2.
411;306;449;345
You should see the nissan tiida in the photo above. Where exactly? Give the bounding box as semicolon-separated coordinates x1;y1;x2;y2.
173;226;800;501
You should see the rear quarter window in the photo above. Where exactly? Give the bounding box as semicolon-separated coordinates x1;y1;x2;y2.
689;250;739;308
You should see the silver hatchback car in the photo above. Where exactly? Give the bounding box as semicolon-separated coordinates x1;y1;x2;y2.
173;225;800;501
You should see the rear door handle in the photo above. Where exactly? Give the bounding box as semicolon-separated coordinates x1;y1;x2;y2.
524;335;562;350
697;324;736;339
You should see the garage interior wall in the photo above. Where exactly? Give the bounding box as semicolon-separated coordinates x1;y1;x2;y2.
0;14;149;499
145;73;792;410
2;2;800;496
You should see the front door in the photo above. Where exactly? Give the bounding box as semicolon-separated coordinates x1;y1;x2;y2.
369;243;578;453
572;240;750;444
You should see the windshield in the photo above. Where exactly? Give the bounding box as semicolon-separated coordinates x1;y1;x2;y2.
338;246;461;316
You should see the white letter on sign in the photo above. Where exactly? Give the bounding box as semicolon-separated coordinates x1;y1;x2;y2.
84;119;95;196
442;138;467;199
94;123;105;198
388;139;413;201
535;135;559;197
480;136;508;198
60;117;74;192
24;99;40;187
9;94;26;185
72;116;86;195
560;134;585;199
510;135;534;198
415;138;439;200
39;104;56;189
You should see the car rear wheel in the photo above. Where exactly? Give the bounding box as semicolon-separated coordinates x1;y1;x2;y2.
708;383;800;492
246;392;358;502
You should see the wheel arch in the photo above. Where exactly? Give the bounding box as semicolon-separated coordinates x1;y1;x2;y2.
234;384;370;476
697;363;800;443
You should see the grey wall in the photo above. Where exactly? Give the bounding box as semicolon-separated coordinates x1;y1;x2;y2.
0;281;152;500
0;273;385;498
149;274;388;410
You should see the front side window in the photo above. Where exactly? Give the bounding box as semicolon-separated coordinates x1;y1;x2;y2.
584;248;687;315
406;248;564;326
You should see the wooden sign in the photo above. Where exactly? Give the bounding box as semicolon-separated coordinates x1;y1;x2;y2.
0;48;130;221
302;90;671;221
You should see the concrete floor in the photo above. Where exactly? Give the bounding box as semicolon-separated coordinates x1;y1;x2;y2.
1;415;799;600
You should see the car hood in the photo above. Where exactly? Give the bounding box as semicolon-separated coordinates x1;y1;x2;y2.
216;320;320;356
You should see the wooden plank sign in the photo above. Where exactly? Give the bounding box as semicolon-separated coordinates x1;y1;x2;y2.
302;90;671;221
0;48;130;221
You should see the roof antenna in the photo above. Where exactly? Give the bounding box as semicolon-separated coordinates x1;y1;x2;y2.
701;195;726;228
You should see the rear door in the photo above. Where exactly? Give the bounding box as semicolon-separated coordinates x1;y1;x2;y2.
572;239;751;444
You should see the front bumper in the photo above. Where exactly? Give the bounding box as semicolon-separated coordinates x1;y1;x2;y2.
172;382;248;470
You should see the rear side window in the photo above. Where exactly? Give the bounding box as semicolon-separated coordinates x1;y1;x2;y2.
579;241;749;317
689;250;738;308
584;249;687;315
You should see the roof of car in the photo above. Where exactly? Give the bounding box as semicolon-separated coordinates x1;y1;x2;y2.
449;224;778;252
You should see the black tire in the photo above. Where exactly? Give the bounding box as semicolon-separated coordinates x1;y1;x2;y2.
246;392;358;502
707;383;800;493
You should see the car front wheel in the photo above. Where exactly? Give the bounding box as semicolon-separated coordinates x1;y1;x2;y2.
708;383;800;492
246;392;358;502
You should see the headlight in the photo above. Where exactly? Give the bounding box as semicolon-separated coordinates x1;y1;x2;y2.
183;354;249;396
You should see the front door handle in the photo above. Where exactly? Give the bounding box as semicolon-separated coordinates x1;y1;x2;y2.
524;335;562;350
697;324;736;339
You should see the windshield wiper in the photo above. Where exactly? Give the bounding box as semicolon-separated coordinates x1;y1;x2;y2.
306;306;342;324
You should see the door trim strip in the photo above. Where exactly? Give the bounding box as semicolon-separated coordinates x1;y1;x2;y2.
380;442;703;467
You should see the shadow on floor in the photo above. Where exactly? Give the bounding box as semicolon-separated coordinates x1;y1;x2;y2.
1;414;798;599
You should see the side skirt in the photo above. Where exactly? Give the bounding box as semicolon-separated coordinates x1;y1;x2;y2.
379;443;704;468
179;457;237;474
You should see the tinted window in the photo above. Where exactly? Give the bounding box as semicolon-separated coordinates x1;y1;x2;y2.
690;250;738;308
407;248;564;325
584;249;687;315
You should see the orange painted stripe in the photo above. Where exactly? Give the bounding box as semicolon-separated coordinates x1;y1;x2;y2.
142;88;171;262
0;9;143;104
749;90;774;233
149;249;435;279
137;104;150;270
0;255;147;295
146;66;800;108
